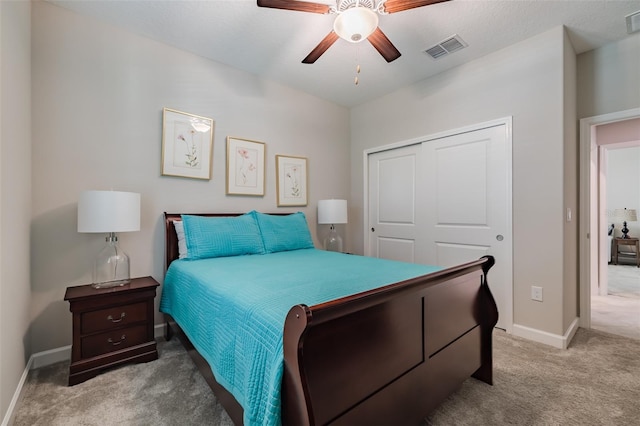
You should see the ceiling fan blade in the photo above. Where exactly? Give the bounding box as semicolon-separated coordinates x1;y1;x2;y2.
257;0;331;14
302;31;339;64
367;27;401;63
382;0;450;14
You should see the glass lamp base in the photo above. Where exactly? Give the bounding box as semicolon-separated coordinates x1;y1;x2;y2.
92;279;130;289
324;226;343;252
93;233;131;287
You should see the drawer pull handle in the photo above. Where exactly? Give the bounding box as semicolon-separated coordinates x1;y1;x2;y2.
108;335;126;346
107;312;126;323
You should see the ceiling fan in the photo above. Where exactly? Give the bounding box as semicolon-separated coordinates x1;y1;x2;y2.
257;0;449;64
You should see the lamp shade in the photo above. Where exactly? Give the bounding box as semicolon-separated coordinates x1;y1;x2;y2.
333;7;379;43
78;190;141;233
614;208;638;222
318;199;348;225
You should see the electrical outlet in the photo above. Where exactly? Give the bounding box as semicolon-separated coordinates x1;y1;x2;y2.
531;286;543;302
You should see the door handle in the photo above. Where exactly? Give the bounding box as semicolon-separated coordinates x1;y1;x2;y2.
496;235;504;241
371;227;375;232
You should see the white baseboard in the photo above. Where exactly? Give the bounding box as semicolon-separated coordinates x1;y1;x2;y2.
2;323;167;425
512;317;580;349
154;322;166;339
31;345;71;369
1;347;69;425
1;357;32;426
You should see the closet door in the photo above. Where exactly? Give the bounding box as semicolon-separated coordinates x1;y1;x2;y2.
367;144;427;263
367;123;511;330
421;124;510;329
421;126;508;263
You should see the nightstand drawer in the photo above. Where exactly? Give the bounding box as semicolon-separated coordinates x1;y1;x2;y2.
81;302;147;334
81;324;148;359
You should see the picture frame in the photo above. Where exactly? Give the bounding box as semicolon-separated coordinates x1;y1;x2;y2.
226;137;266;196
276;155;308;207
161;108;214;180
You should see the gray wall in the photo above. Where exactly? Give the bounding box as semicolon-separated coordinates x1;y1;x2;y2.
577;33;640;119
350;27;573;337
562;29;578;331
0;0;32;420
29;1;350;354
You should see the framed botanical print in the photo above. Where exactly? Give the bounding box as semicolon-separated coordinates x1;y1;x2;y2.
226;137;266;196
276;155;308;206
161;108;214;180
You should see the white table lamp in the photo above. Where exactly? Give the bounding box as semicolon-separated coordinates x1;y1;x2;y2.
318;199;348;252
78;190;141;288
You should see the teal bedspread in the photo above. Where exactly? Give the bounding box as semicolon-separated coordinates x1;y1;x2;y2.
159;249;440;426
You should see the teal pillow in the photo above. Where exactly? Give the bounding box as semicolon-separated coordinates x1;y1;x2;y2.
254;211;315;253
181;213;265;259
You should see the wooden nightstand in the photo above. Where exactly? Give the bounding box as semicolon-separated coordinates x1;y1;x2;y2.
64;276;159;385
612;238;640;268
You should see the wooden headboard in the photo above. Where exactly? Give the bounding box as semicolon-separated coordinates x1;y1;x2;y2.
163;212;291;270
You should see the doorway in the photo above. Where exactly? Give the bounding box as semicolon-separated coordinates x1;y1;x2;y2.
579;108;640;338
592;142;640;339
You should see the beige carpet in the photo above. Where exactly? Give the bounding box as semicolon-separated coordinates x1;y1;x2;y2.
607;263;640;298
13;339;233;426
590;264;640;341
425;328;640;425
12;328;640;425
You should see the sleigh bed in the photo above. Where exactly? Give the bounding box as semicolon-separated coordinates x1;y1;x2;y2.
161;211;498;425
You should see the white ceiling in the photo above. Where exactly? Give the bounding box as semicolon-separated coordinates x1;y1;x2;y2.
48;0;640;107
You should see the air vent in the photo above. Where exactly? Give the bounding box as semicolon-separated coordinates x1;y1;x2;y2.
627;10;640;34
425;44;447;59
424;34;468;60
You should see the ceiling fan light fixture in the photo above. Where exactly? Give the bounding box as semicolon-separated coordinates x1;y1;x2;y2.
333;6;379;43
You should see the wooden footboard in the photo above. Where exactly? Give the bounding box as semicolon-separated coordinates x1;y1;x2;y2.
281;256;497;425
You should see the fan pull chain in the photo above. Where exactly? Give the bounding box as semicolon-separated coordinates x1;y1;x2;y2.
354;46;361;86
